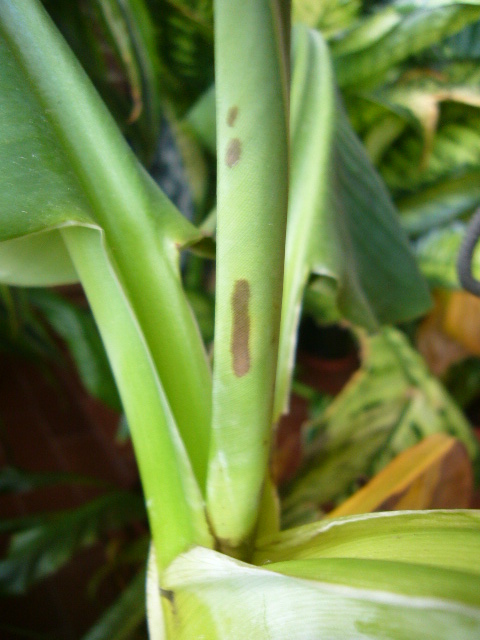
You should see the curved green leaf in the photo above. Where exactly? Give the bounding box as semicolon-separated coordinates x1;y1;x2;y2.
267;557;480;608
274;26;431;418
255;509;480;569
414;221;480;287
398;172;480;236
332;0;480;89
147;539;480;639
0;0;213;530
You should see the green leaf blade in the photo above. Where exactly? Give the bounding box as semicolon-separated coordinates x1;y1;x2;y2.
274;26;431;419
333;0;480;90
0;0;213;495
147;542;480;639
0;492;144;595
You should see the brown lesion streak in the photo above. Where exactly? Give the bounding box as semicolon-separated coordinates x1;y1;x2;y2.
231;279;251;377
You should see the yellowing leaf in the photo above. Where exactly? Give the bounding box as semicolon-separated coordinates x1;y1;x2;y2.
444;290;480;355
328;433;473;518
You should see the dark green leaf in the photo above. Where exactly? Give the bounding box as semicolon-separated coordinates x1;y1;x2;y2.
414;221;480;287
149;0;214;112
0;492;145;594
398;172;480;236
28;289;122;411
42;0;162;164
0;466;109;494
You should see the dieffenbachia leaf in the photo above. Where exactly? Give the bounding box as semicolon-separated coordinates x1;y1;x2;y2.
274;26;431;418
0;0;213;569
433;17;480;60
331;0;480;90
146;514;480;639
293;0;361;37
372;62;480;170
148;0;214;112
281;326;479;527
415;221;480;287
398;172;480;236
380;113;480;194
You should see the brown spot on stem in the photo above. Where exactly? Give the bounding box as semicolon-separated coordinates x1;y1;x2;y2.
226;138;242;168
227;106;239;127
231;279;251;377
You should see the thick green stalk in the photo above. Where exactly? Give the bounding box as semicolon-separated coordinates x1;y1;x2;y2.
0;0;211;489
206;0;290;551
61;226;213;571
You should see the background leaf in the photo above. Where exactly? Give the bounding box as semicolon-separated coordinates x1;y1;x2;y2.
332;0;480;90
28;288;121;411
0;492;145;595
275;26;431;417
82;568;146;640
282;326;479;527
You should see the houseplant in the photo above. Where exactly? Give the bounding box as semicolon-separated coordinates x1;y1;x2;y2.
1;0;480;637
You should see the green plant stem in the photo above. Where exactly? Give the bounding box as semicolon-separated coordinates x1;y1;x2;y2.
61;226;213;571
206;0;290;552
0;0;212;490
